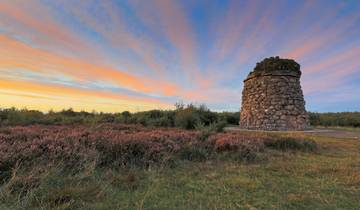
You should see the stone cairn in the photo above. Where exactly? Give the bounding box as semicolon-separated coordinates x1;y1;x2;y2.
239;56;309;131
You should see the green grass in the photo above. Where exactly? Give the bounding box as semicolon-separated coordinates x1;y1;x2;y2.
1;134;359;209
317;126;360;133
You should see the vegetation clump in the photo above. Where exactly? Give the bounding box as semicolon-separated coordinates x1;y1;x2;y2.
0;124;318;181
1;107;359;129
248;56;301;77
309;112;360;127
0;104;239;130
7;121;360;210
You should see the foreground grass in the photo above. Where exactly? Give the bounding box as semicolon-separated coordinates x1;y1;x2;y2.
1;134;359;209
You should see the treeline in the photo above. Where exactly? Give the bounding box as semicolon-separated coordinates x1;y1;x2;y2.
1;107;359;129
0;104;240;130
309;112;360;127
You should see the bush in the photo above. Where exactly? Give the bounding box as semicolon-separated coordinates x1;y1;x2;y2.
0;124;200;172
2;107;359;129
0;105;236;130
208;132;265;162
174;105;201;129
218;112;240;125
174;104;219;130
0;124;319;183
195;121;227;133
309;112;360;127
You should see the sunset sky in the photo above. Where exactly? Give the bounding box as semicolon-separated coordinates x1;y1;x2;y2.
0;0;359;113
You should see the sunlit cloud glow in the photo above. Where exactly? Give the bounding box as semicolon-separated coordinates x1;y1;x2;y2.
1;0;359;112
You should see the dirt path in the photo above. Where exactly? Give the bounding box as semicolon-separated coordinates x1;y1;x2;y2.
302;129;360;139
225;127;360;139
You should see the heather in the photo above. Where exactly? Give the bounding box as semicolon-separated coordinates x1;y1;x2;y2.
0;124;359;209
0;124;316;181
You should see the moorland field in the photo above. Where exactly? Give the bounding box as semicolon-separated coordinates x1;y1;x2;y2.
0;106;359;209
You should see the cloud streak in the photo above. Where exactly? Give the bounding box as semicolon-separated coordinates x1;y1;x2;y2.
0;0;359;112
0;35;180;96
0;78;172;112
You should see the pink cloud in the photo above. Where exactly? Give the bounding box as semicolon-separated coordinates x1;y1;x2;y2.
59;1;167;77
0;35;180;97
212;0;259;62
303;62;360;95
0;0;92;57
130;0;201;82
304;46;360;74
284;9;360;60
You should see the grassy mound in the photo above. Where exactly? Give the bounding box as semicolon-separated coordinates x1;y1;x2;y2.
249;56;301;77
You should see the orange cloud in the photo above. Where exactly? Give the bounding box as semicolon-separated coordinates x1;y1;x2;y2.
0;78;172;111
0;35;180;96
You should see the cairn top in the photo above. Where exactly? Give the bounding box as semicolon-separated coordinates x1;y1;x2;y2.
245;56;301;81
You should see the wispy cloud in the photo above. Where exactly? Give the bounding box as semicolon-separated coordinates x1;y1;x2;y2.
284;6;360;60
0;0;93;57
0;35;179;96
303;61;360;96
0;78;172;112
1;0;359;112
129;0;204;84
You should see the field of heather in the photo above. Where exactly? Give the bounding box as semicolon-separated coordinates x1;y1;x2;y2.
0;124;359;209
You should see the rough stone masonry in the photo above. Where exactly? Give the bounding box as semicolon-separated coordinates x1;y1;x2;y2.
239;56;310;131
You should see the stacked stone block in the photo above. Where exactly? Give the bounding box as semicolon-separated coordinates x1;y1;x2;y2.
239;57;309;131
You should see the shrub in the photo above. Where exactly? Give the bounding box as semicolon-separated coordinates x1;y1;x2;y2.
174;106;200;129
174;104;219;130
0;124;201;172
208;132;265;162
210;133;264;152
212;121;227;132
2;107;359;129
309;112;360;127
218;112;240;125
0;124;318;181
